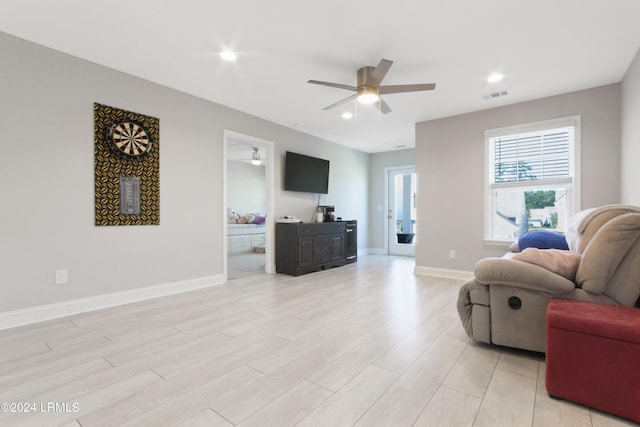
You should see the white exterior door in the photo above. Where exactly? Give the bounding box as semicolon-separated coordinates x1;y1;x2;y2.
387;167;416;256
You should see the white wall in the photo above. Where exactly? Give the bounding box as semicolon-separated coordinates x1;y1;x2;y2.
621;47;640;205
227;161;266;216
0;32;369;315
415;84;621;271
276;144;369;226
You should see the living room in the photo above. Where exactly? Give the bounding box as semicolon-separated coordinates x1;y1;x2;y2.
1;1;640;426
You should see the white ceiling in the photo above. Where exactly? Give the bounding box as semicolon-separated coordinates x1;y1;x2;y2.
2;1;639;153
227;138;267;164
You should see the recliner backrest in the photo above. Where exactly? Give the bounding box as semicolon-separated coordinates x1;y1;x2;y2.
576;213;640;306
566;205;640;253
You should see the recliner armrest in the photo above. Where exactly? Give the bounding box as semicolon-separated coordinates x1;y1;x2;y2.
474;257;576;293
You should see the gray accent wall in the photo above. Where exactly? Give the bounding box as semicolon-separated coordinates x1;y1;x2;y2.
2;27;635;316
368;149;416;251
415;84;622;271
0;32;368;313
622;47;640;205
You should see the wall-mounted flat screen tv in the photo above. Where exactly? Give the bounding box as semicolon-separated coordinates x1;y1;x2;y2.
284;151;330;194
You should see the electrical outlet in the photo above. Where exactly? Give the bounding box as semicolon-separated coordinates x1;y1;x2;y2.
55;269;68;285
449;250;456;259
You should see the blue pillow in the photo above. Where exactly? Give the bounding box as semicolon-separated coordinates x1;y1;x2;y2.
517;230;569;251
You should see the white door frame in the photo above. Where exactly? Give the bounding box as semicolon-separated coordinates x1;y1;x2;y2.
385;165;416;256
223;130;275;280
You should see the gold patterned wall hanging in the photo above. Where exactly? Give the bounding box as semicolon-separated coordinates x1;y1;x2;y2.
94;103;160;226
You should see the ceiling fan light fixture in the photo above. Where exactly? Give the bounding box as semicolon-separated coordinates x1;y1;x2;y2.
308;58;436;115
341;112;354;119
357;87;379;104
250;147;261;165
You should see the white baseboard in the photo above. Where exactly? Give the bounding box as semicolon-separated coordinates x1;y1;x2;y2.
367;248;387;255
414;266;473;281
0;275;225;331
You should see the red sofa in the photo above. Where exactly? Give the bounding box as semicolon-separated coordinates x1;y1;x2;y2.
545;299;640;423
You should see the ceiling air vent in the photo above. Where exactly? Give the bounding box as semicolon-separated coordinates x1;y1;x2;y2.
483;90;509;100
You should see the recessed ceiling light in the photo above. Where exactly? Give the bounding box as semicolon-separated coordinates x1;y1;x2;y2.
220;50;237;61
341;112;354;119
487;72;504;83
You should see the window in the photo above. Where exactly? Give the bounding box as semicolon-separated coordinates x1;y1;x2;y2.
485;116;581;242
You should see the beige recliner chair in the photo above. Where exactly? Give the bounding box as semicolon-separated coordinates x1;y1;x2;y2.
457;205;640;353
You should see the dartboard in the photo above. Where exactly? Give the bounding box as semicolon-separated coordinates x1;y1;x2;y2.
106;119;153;159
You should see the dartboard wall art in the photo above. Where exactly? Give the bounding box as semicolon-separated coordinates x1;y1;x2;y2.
107;119;153;159
94;103;160;226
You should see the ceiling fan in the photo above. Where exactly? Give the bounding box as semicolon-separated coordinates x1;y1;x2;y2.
307;59;436;114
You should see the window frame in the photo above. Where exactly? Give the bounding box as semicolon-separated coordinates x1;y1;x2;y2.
484;116;581;245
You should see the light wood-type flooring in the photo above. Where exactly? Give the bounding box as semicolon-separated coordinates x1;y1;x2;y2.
227;253;266;280
1;255;637;426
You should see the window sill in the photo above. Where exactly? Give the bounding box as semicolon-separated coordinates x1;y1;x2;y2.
483;239;514;247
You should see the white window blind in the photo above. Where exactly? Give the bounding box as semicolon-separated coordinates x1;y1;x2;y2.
484;116;581;243
490;127;573;185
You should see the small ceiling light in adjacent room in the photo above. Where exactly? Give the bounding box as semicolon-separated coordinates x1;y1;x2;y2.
341;112;354;119
487;72;505;83
220;50;237;61
250;147;261;165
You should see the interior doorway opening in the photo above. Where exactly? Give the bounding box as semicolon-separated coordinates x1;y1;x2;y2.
223;131;275;280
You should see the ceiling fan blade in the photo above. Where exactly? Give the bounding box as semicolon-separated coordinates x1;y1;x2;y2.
366;59;393;87
376;97;392;114
323;93;358;111
307;80;357;91
379;83;436;94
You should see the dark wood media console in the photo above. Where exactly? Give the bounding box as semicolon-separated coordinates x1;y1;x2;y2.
276;221;357;276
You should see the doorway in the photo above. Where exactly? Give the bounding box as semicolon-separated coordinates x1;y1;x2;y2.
386;166;416;256
223;130;275;280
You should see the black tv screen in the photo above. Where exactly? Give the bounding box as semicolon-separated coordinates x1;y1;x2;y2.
284;151;330;194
